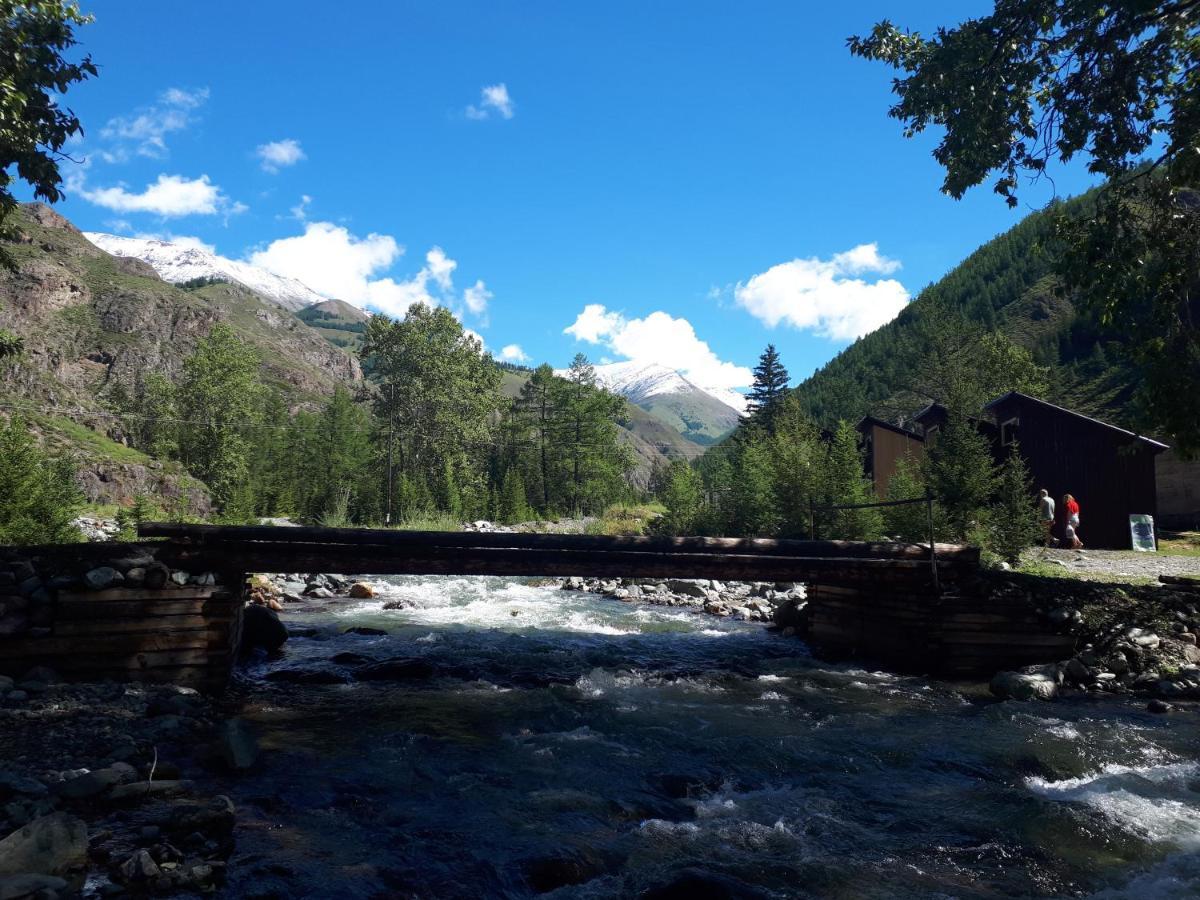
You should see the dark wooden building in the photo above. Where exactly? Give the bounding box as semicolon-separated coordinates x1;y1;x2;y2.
855;416;925;497
984;392;1168;549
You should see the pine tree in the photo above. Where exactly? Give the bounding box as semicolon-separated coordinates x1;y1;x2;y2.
746;344;790;433
176;325;265;511
988;445;1042;563
818;421;883;540
730;439;778;536
924;415;999;541
499;468;532;524
0;417;82;544
882;457;936;543
653;460;704;536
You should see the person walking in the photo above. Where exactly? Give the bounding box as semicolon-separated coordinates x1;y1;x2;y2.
1063;494;1082;549
1038;489;1055;547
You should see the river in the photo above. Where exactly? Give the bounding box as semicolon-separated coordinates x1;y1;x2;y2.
219;576;1200;898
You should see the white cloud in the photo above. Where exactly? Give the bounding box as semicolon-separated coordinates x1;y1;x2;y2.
248;222;484;320
104;218;133;234
463;279;492;316
733;242;909;341
466;83;515;120
256;138;306;173
80;174;235;217
564;304;753;402
288;194;312;221
499;343;529;363
100;87;208;159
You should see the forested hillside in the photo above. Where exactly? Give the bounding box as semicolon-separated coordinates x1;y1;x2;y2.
790;189;1138;431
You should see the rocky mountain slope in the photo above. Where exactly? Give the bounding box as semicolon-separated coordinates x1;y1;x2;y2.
571;360;743;446
83;231;327;311
0;204;363;511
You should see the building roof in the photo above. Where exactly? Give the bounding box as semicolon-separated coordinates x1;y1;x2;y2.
854;415;924;441
984;391;1170;451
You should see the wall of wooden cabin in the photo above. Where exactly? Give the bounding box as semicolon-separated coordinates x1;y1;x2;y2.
991;399;1159;549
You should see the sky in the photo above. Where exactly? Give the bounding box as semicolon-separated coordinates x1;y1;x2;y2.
36;1;1102;404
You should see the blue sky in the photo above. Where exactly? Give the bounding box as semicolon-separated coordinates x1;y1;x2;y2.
40;1;1101;401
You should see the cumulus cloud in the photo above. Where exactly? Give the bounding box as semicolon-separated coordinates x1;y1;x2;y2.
79;174;236;217
466;83;515;120
256;138;306;173
463;279;492;316
100;87;209;160
564;304;752;407
248;223;489;320
499;343;529;363
733;243;909;341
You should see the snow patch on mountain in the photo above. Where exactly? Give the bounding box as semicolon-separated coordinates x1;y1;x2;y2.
83;232;326;311
562;360;745;414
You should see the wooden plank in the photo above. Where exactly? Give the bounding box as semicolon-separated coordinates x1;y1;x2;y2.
54;617;231;636
138;521;982;562
57;598;239;619
157;544;960;584
0;633;216;658
57;587;231;603
49;648;228;670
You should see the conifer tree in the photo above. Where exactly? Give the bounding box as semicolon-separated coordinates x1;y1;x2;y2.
746;344;790;433
0;417;82;544
654;460;704;536
818;421;882;540
176;325;265;510
923;416;999;541
989;445;1041;563
499;468;531;524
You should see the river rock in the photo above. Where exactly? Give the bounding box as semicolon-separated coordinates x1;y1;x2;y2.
1064;657;1092;685
83;566;122;591
641;867;768;899
119;848;162;882
665;580;709;599
0;873;68;900
347;582;375;599
344;626;387;636
0;812;87;876
55;767;127;800
990;665;1059;701
218;719;259;772
241;604;288;652
354;658;436;681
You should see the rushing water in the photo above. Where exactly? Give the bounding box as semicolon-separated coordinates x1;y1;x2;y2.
221;576;1200;899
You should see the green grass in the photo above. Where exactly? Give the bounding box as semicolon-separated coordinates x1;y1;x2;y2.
1159;531;1200;557
585;502;666;536
390;512;463;532
42;415;152;464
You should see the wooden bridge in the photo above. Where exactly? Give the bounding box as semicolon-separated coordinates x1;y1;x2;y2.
0;524;1074;690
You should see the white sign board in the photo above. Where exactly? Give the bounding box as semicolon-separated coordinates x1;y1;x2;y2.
1129;514;1157;552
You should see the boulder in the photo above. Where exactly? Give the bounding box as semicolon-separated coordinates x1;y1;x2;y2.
343;626;387;636
83;566;121;591
55;767;126;800
0;874;68;900
347;582;375;599
241;604;288;653
0;812;87;876
990;665;1059;701
218;719;259;772
665;580;709;599
1064;657;1092;685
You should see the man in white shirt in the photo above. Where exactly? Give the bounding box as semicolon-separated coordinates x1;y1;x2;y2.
1038;489;1056;547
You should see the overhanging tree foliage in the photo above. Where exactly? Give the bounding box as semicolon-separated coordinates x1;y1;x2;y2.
0;1;96;268
850;1;1200;452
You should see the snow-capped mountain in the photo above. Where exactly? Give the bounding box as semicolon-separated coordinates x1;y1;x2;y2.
560;360;744;446
83;232;327;312
590;361;745;413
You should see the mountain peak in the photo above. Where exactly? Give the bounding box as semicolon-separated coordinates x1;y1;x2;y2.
82;231;328;312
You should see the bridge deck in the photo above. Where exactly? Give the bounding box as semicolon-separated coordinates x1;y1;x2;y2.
140;523;977;586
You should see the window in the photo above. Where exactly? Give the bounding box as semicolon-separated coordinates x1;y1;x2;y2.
1000;417;1020;447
